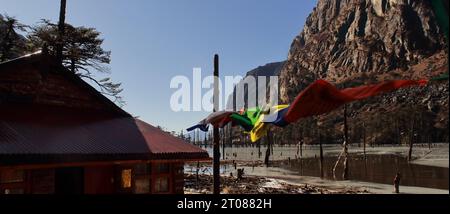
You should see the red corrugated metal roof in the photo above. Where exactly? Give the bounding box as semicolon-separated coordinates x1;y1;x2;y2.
0;105;209;165
135;119;207;155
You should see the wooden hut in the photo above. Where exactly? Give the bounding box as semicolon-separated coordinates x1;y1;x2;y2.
0;52;209;194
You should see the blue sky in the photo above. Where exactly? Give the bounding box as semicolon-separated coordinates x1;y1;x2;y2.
1;0;317;132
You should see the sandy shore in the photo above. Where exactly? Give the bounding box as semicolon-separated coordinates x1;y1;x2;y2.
185;164;448;194
242;166;449;194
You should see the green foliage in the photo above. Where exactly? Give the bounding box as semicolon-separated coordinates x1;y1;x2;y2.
0;14;28;61
27;20;124;106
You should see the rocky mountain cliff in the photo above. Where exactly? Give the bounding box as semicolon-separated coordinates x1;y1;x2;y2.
275;0;448;144
280;0;446;102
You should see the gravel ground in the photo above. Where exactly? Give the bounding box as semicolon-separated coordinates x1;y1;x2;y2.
184;173;370;194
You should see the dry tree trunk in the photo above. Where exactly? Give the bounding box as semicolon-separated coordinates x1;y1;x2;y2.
300;140;304;158
343;146;349;180
222;128;226;160
264;129;273;167
333;105;350;180
258;140;261;159
332;150;343;179
363;122;366;159
408;118;415;161
342;105;349;180
319;129;324;178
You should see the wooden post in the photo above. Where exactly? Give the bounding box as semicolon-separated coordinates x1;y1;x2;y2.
213;54;220;194
57;0;67;65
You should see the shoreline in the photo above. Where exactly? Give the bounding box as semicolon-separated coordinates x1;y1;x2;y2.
242;166;449;194
186;144;448;194
199;143;449;168
185;167;449;194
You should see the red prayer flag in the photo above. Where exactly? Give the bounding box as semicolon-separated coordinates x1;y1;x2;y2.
283;79;428;123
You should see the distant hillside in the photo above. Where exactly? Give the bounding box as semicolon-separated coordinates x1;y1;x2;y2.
247;61;285;77
226;61;285;110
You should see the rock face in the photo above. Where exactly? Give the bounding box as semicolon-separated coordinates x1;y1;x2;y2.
274;0;448;144
280;0;446;103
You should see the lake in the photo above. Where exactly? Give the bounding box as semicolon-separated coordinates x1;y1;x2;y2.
191;144;449;190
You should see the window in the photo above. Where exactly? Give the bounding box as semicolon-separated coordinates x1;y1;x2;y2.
133;164;150;194
121;169;132;189
156;163;170;174
154;177;169;193
1;169;26;195
134;178;150;194
134;164;150;176
0;170;24;184
31;169;55;194
4;188;24;194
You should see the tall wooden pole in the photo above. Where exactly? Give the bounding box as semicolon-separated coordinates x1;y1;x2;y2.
57;0;67;65
213;54;220;194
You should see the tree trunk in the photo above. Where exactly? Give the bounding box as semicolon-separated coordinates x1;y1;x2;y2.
264;130;272;167
408;119;414;162
222;128;226;160
343;146;349;180
342;105;349;180
196;130;202;146
70;59;76;73
319;129;324;179
300;141;303;158
428;135;432;150
363;122;366;159
396;119;401;145
196;161;200;187
333;105;351;179
332;151;343;179
57;0;67;65
258;140;261;159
